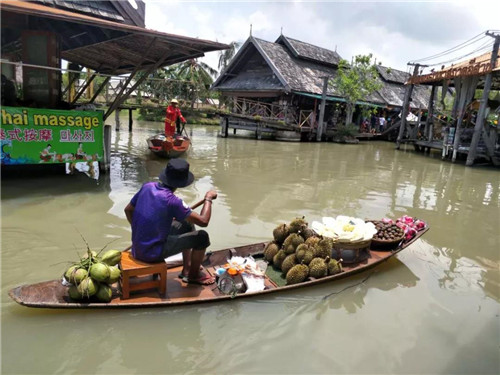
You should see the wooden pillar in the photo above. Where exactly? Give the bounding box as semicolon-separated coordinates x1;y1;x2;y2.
424;84;437;140
466;34;500;166
415;105;422;139
128;108;133;132
397;64;420;148
90;76;111;103
101;124;112;173
220;116;226;138
115;109;121;131
316;76;328;142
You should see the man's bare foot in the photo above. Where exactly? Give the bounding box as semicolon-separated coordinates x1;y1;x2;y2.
182;272;215;285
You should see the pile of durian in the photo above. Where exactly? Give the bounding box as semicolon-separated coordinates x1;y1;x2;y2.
263;217;342;285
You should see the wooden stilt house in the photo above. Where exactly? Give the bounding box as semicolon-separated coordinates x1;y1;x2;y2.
212;35;430;141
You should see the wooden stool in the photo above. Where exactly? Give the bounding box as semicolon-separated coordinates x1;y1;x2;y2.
119;251;167;299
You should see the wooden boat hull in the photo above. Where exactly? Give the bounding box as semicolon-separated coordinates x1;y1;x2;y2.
8;228;428;309
147;134;191;158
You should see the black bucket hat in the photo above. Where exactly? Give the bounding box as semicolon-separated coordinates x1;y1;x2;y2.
159;158;194;188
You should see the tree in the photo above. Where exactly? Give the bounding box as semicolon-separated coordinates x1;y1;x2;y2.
333;54;382;126
218;41;241;72
175;59;218;108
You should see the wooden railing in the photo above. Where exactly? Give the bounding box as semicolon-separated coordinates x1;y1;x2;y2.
231;97;288;121
299;110;315;128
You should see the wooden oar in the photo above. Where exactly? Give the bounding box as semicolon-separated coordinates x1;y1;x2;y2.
122;197;208;252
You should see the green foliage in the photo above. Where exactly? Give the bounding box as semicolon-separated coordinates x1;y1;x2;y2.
335;123;359;138
218;41;241;72
332;54;382;124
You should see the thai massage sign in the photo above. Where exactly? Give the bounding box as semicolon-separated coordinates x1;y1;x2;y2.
0;106;103;165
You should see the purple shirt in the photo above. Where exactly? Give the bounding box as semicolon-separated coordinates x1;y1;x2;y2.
130;182;191;262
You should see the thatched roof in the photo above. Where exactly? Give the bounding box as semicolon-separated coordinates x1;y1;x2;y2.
213;36;345;98
275;35;341;67
34;0;146;27
1;0;228;75
376;65;430;108
213;36;429;109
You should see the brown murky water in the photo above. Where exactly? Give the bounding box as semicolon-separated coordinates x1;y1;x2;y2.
2;117;499;374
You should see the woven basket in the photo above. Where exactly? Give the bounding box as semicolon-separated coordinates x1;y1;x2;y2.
331;238;372;264
371;236;404;250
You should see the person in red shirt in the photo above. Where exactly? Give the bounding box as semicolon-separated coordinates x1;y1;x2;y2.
165;99;186;136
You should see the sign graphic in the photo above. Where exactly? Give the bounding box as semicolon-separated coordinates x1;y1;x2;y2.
1;106;103;165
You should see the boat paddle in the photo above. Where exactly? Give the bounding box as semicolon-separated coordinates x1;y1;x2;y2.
121;197;208;252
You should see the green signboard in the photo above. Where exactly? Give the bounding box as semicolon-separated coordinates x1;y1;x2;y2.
1;106;103;165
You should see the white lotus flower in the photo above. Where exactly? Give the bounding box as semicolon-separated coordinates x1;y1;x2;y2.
311;216;377;242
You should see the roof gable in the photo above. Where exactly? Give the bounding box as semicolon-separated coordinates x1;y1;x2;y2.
376;65;410;84
275;35;342;67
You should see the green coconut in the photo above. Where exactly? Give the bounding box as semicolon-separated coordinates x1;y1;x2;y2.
289;216;308;233
90;262;110;283
77;277;97;298
101;249;122;266
64;265;79;284
107;266;121;284
68;285;83;300
272;224;290;244
95;284;113;302
72;268;88;285
83;250;98;259
263;242;280;263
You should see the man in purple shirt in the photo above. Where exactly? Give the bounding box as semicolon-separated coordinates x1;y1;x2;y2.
124;158;217;285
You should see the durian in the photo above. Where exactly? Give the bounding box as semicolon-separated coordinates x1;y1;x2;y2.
305;236;321;247
273;249;287;270
299;227;316;240
326;256;342;275
282;233;304;254
281;254;298;275
264;242;280;263
273;224;290;244
295;243;314;265
286;264;309;285
308;257;328;279
314;238;333;259
289;216;308;233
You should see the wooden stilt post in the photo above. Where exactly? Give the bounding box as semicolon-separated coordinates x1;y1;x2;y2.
129;108;133;132
424;84;436;140
101;124;112;173
115;109;121;131
397;64;421;149
466;33;500;166
316;76;329;142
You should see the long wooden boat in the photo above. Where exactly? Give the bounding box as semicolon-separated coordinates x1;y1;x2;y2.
147;134;191;158
8;228;428;309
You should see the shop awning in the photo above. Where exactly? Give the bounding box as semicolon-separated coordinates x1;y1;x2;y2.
1;0;229;75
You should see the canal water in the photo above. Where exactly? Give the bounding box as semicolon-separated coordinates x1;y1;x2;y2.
2;118;499;374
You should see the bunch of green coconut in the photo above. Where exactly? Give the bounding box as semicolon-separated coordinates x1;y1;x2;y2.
263;217;342;285
63;249;122;303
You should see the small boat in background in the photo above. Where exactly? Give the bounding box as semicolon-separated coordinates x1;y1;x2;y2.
147;134;191;158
